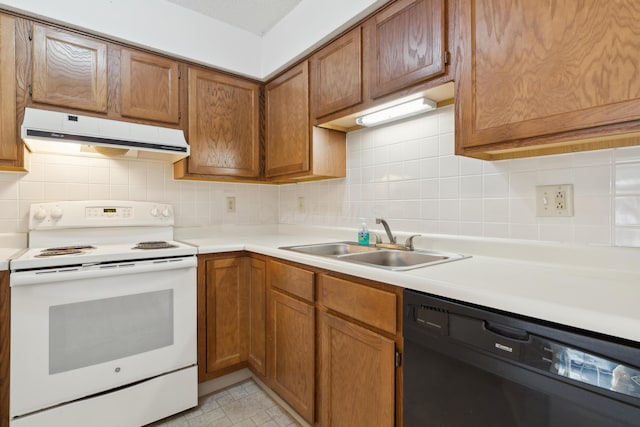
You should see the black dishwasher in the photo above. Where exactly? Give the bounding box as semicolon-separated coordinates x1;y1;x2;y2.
403;289;640;427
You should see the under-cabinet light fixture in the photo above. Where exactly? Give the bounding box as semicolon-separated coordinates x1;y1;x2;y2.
355;97;437;127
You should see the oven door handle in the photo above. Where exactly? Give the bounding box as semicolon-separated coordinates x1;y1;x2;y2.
10;256;197;286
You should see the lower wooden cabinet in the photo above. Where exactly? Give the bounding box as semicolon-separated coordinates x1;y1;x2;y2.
268;290;315;423
196;255;401;425
317;273;402;426
318;311;396;427
267;259;315;423
248;257;267;377
1;271;9;427
197;254;250;382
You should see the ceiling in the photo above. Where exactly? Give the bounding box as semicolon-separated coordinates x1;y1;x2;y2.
166;0;303;36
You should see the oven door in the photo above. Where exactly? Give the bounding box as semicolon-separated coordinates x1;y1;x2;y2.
10;256;197;419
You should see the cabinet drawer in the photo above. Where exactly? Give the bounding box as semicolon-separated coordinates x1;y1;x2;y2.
318;275;396;335
268;260;314;303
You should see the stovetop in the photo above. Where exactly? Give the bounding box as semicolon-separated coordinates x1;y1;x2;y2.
12;240;196;271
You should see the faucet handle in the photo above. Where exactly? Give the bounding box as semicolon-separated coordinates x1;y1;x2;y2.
373;233;382;244
405;234;421;250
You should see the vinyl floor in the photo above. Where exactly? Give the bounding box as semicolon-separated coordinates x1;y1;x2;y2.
148;379;301;427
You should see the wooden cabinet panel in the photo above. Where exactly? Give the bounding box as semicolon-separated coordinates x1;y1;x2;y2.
248;258;266;377
268;259;314;303
310;27;362;120
31;24;108;112
198;256;249;381
0;15;17;165
319;274;396;335
120;48;179;123
364;0;446;99
456;0;640;159
268;290;315;423
318;311;395;427
183;67;260;177
0;271;9;427
265;62;310;178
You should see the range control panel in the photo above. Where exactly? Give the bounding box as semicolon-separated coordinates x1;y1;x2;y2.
29;201;174;230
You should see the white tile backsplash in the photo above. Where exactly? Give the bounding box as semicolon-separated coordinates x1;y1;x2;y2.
1;105;639;247
278;105;640;247
0;153;278;233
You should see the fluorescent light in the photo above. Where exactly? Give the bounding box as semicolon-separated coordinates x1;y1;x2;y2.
355;97;437;127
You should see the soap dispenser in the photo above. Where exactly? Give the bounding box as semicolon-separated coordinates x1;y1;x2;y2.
358;222;370;245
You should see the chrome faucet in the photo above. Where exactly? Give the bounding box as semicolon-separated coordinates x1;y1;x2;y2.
374;218;421;250
376;217;396;244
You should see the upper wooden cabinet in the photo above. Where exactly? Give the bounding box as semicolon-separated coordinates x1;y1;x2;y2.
456;0;640;160
364;0;447;99
266;61;346;181
0;14;18;169
266;62;310;178
175;67;260;179
120;48;180;123
31;24;108;113
310;27;362;120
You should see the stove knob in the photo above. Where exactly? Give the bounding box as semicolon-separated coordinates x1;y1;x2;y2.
34;207;48;221
51;206;63;220
150;207;159;217
161;207;171;218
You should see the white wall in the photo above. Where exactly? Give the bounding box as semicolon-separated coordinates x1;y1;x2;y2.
0;153;278;232
0;0;391;79
279;106;640;248
260;0;390;78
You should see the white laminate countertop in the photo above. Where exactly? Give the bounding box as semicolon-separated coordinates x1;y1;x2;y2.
0;233;27;271
176;225;640;344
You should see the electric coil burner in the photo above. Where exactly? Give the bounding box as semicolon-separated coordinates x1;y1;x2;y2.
9;201;198;427
35;245;96;257
133;241;178;250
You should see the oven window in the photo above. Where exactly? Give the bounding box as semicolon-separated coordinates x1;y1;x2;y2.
49;289;174;374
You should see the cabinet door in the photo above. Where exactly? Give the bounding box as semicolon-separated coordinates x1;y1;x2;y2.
120;48;180;123
319;311;395;427
268;290;314;423
0;15;17;164
187;67;260;177
310;27;362;120
457;0;640;157
248;258;266;377
31;24;108;112
0;271;9;427
199;257;249;380
364;0;446;99
265;62;309;178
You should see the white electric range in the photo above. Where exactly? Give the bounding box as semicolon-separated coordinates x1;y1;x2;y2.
9;200;198;427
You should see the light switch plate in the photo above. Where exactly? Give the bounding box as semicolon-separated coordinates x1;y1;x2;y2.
536;184;574;217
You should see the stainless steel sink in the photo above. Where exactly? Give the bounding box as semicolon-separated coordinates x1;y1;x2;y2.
280;242;469;271
339;249;467;271
282;241;379;256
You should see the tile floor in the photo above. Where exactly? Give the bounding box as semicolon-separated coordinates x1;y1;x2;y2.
148;379;301;427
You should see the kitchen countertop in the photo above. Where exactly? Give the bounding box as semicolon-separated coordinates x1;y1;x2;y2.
176;225;640;344
0;233;27;271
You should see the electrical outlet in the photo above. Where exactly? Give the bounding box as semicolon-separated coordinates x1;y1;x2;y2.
226;196;236;213
297;197;305;214
536;184;574;217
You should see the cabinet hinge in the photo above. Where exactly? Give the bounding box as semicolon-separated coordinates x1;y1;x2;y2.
444;51;451;66
28;84;32;96
395;351;401;368
28;26;33;41
178;69;181;79
178;111;181;120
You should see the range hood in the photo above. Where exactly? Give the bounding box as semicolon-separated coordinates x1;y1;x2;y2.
21;108;190;162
